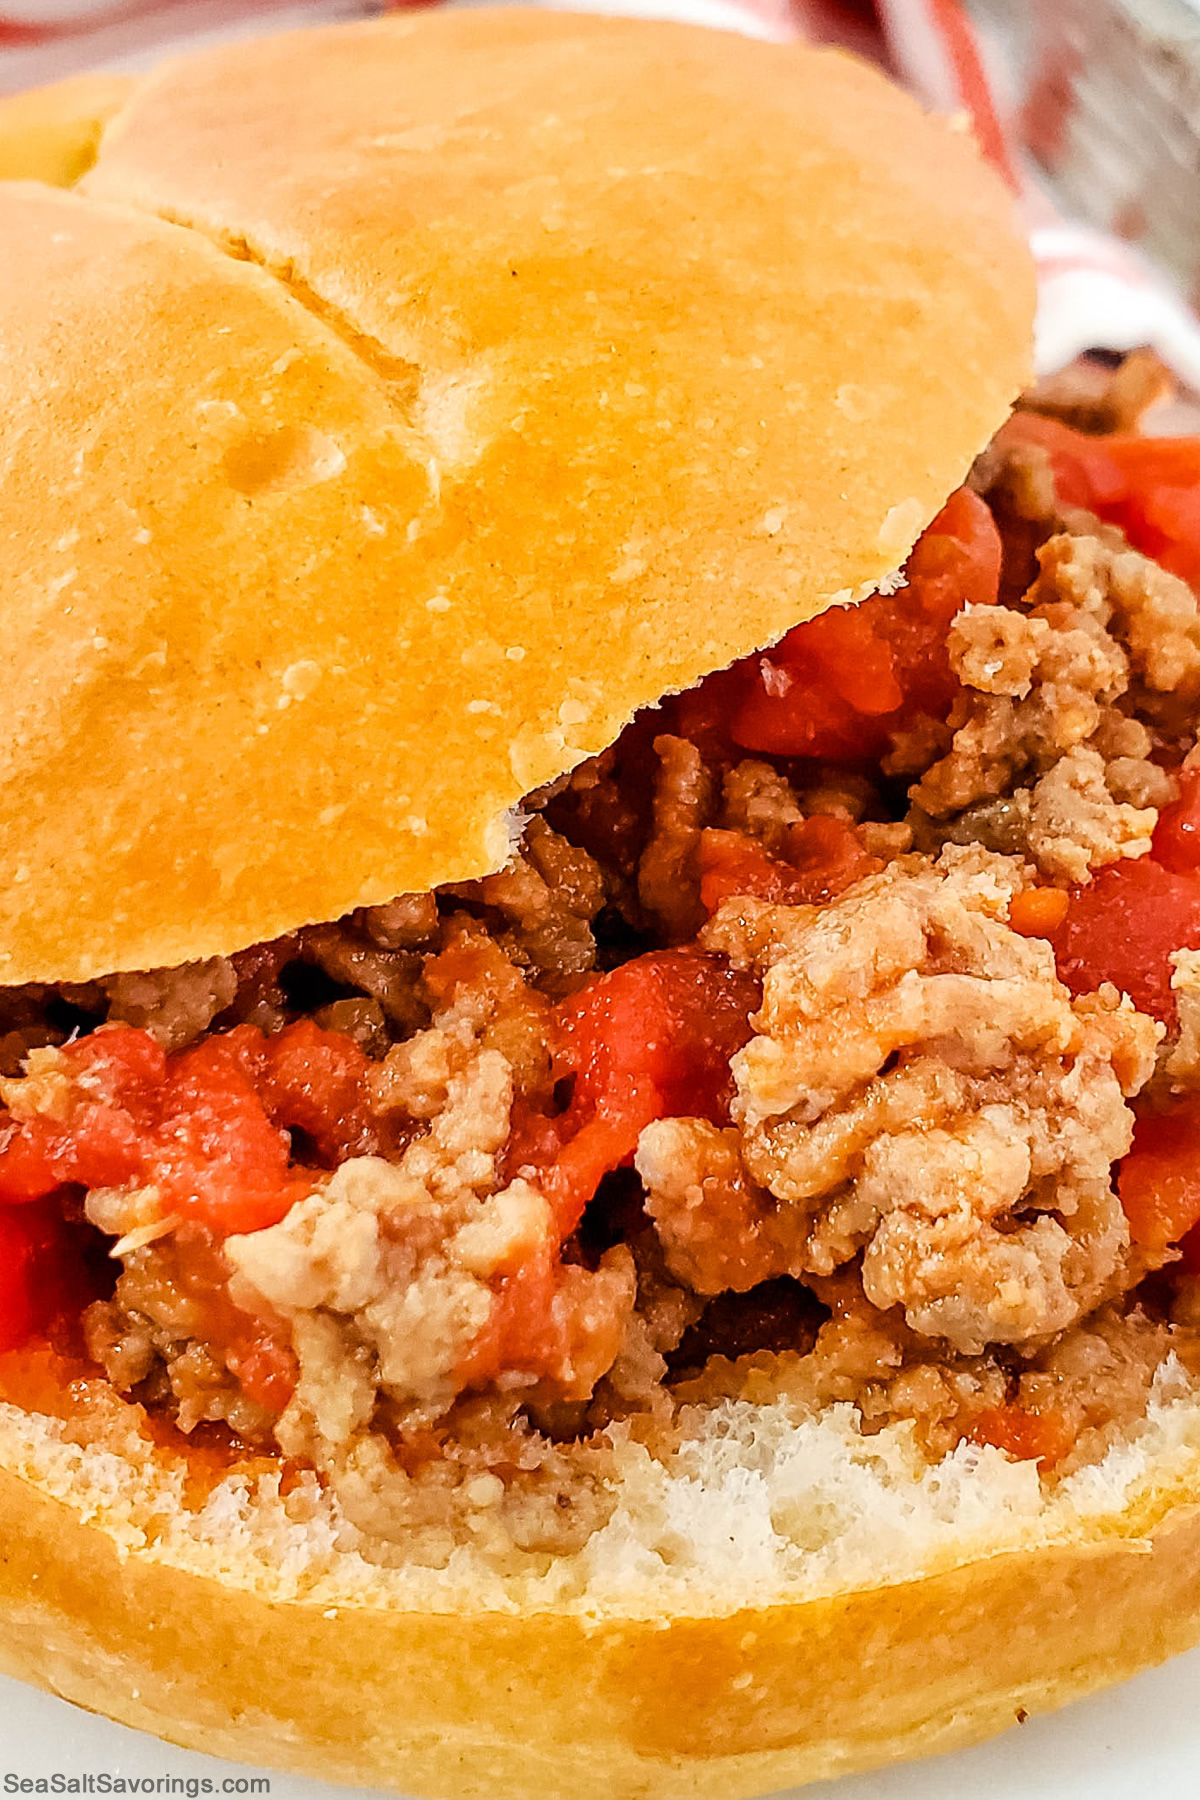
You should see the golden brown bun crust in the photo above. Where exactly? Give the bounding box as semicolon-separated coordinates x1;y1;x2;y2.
0;72;132;185
0;10;1033;984
2;1404;1200;1799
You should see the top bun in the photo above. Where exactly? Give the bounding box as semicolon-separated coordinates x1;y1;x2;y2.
0;71;132;185
0;8;1033;985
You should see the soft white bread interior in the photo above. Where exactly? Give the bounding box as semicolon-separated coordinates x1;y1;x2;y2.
2;1368;1200;1799
0;8;1032;986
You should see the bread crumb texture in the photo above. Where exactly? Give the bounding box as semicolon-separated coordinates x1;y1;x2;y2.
2;1361;1198;1618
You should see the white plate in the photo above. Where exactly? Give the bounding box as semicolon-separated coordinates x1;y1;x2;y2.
2;1646;1199;1800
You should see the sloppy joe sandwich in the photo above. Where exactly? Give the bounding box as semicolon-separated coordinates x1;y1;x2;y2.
3;11;1200;1798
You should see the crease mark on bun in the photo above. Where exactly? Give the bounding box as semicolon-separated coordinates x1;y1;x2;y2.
125;207;498;490
147;209;428;418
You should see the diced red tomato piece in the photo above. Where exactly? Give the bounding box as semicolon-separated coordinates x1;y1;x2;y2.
1180;1223;1200;1275
257;1018;376;1163
1152;768;1200;874
0;1021;367;1237
454;1235;559;1392
698;817;879;914
678;487;1001;761
1002;414;1200;587
0;1025;166;1203
561;949;760;1129
698;833;810;913
1118;1097;1200;1252
70;1027;169;1110
0;1122;64;1206
1131;483;1200;589
456;1237;635;1402
0;1201;94;1353
725;600;906;761
967;1403;1072;1471
153;1041;307;1236
0;1103;144;1203
526;1108;643;1244
511;949;761;1235
1050;857;1200;1025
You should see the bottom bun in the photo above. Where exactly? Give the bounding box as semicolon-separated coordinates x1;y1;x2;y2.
2;1363;1200;1798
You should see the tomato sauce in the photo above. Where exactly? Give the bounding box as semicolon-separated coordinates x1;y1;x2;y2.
967;1403;1072;1472
0;1021;379;1238
1050;858;1200;1026
674;486;1001;762
698;816;880;914
1003;413;1200;588
1119;1097;1200;1254
0;1200;101;1354
509;949;761;1238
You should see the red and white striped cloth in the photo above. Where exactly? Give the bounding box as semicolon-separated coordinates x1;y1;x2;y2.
5;0;1200;387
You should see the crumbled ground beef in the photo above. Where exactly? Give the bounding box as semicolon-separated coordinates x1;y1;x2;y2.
636;734;714;942
906;533;1184;882
676;1285;1191;1476
227;1023;634;1472
1019;349;1171;438
444;817;609;995
1167;949;1200;1088
640;849;1157;1353
5;352;1200;1550
969;419;1127;610
82;1223;282;1441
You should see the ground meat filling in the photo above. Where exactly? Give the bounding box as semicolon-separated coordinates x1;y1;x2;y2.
4;354;1200;1546
906;534;1187;880
640;849;1158;1355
